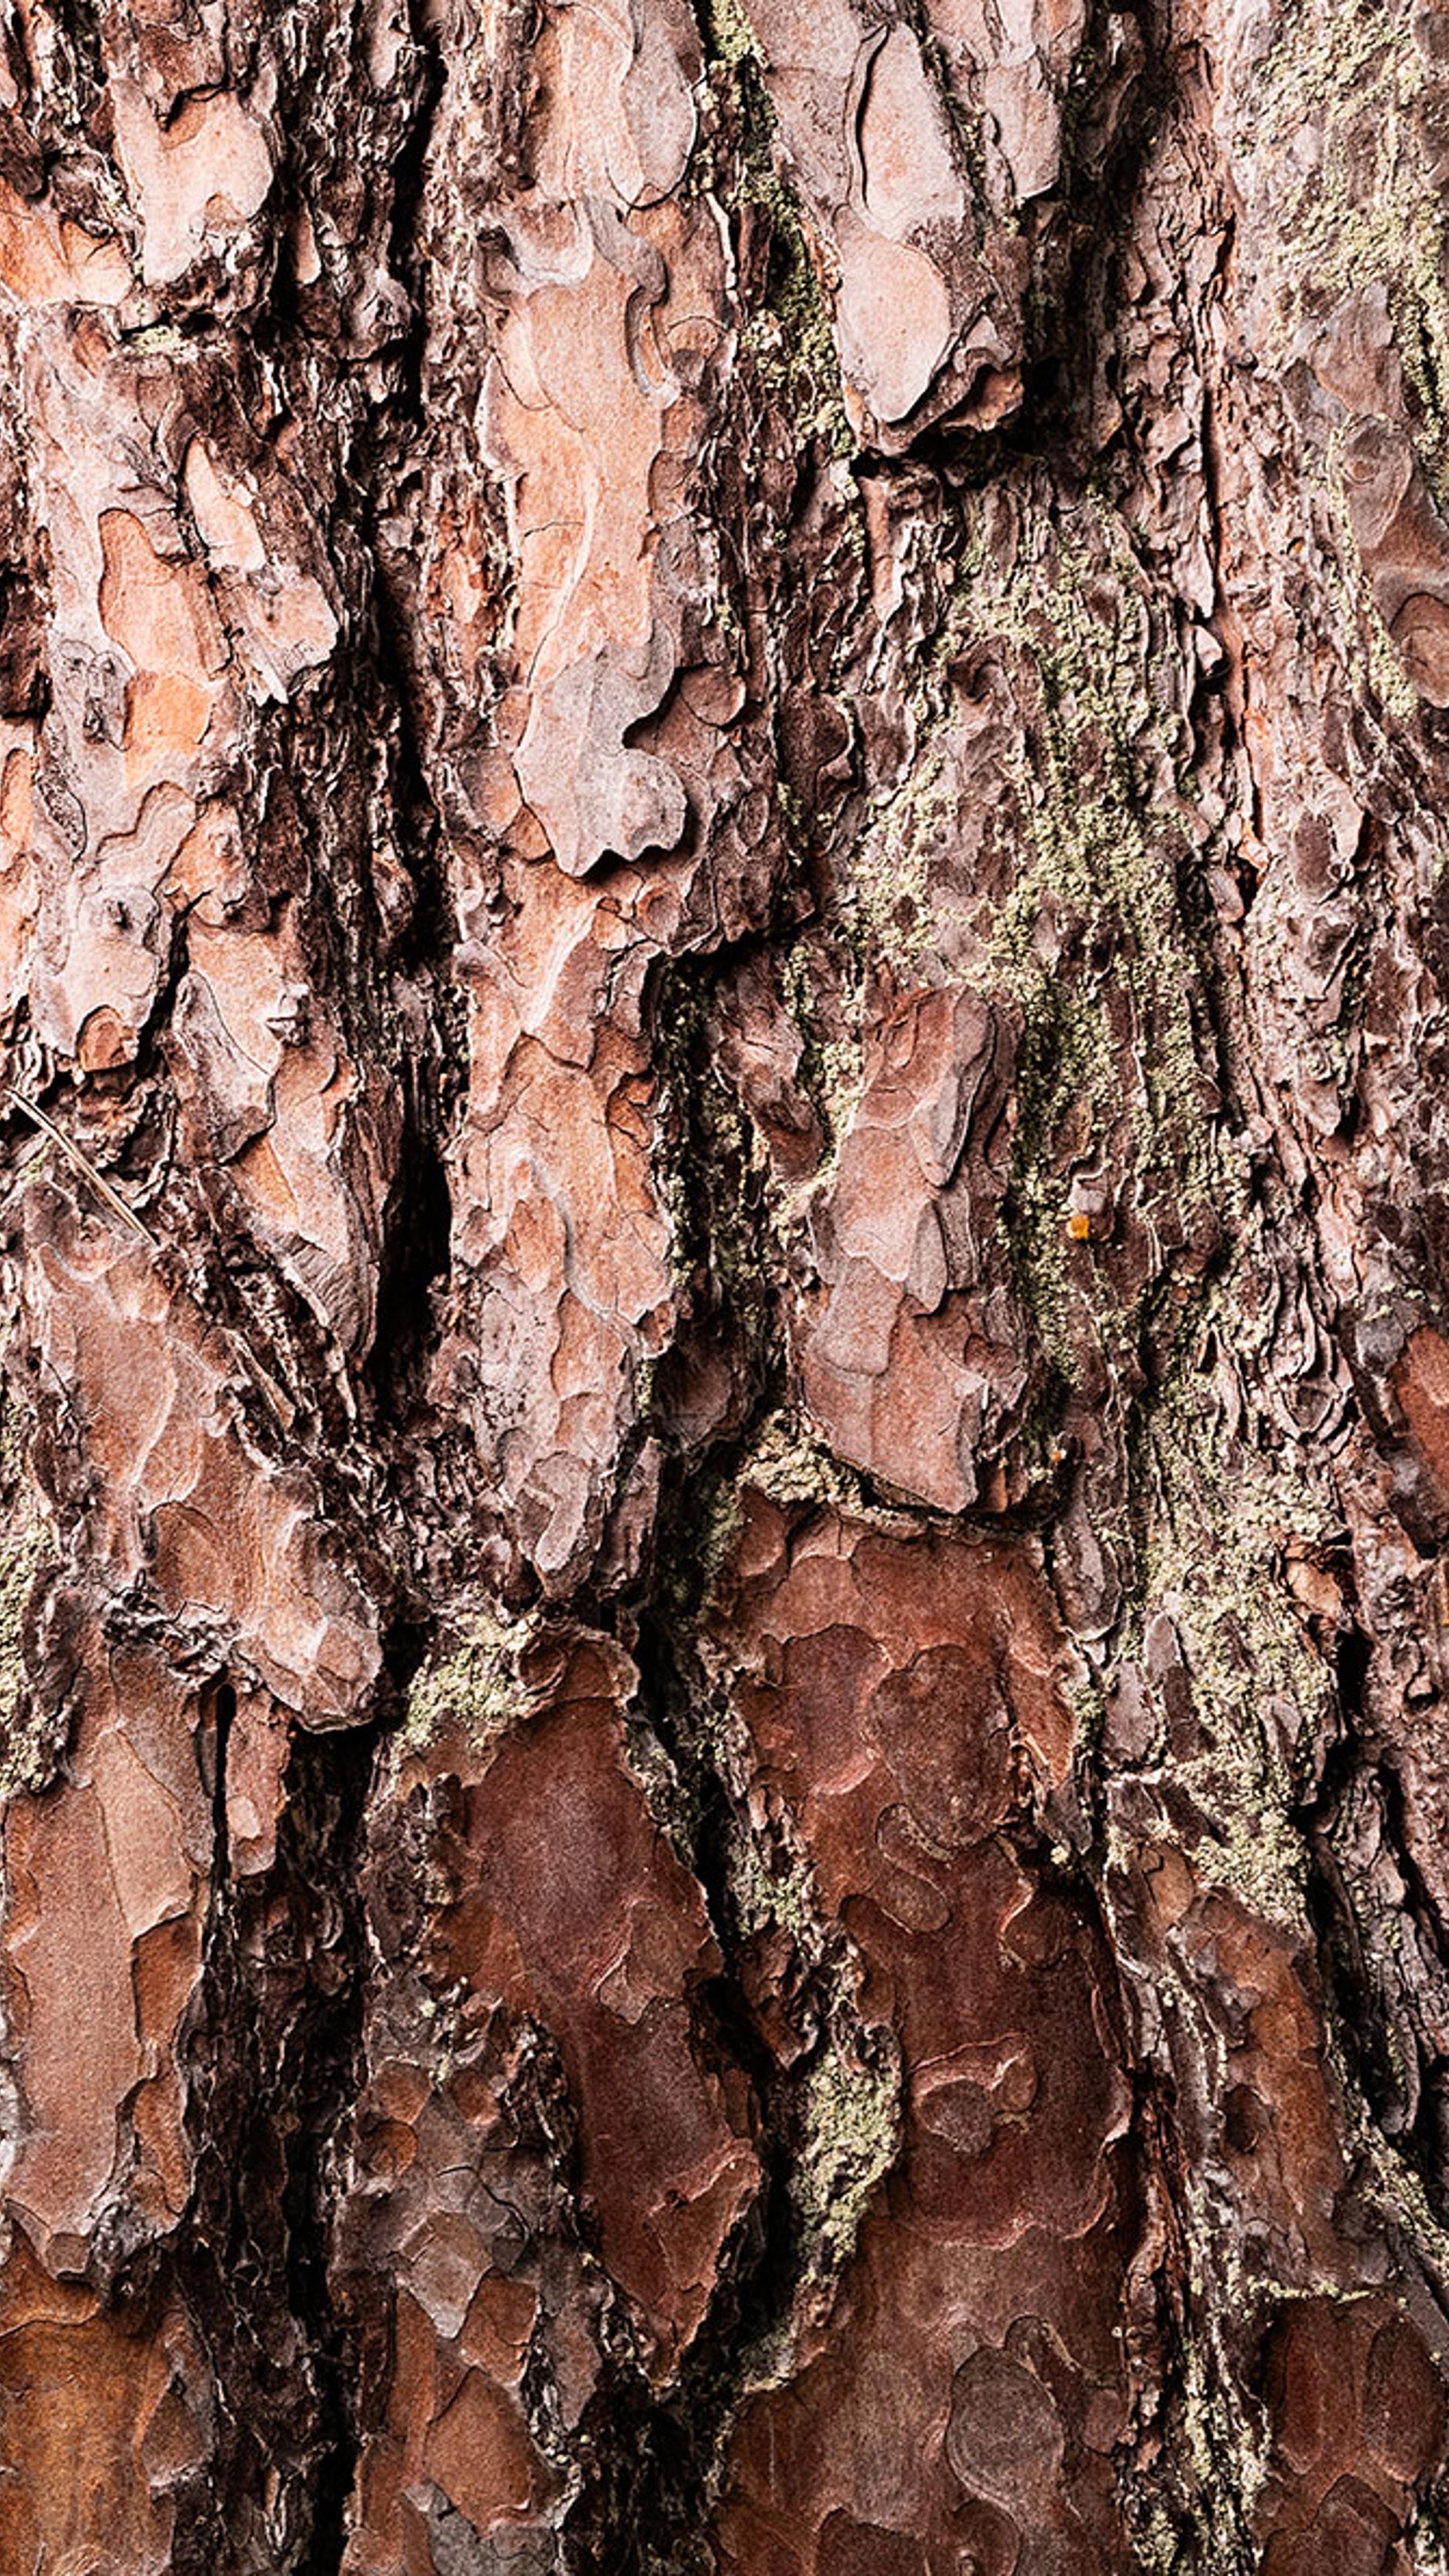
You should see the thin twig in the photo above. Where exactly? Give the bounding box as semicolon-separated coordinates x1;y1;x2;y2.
5;1086;158;1246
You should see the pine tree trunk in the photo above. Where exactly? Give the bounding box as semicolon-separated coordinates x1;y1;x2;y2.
3;0;1449;2566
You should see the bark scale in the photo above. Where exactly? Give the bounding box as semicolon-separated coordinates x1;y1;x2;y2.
0;0;1448;2567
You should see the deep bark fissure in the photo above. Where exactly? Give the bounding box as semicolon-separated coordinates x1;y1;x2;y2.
174;1707;383;2576
282;1721;383;2576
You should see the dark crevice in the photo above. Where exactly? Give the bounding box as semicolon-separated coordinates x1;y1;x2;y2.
554;1437;900;2570
348;9;463;1444
286;1720;383;2576
172;1701;382;2576
162;29;459;2543
520;904;892;2557
1293;1597;1449;2313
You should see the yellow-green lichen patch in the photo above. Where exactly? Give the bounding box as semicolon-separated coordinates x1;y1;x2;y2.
1322;428;1425;726
788;2036;901;2280
393;1604;539;1767
697;1826;903;2380
774;937;867;1193
1124;1279;1334;1929
700;0;852;449
954;505;1222;1362
1408;2523;1449;2574
1250;0;1449;476
703;0;762;74
1112;2055;1278;2573
743;1406;867;1517
844;738;955;982
1166;2236;1272;2572
677;1451;903;2333
740;192;850;452
0;1401;55;1801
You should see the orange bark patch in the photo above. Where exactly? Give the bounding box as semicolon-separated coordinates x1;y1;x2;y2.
1394;1325;1449;1501
710;1502;1131;2572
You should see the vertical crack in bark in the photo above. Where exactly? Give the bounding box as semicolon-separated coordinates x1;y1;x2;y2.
174;1703;382;2575
350;0;458;1442
557;1549;900;2569
162;15;466;2557
281;1722;380;2576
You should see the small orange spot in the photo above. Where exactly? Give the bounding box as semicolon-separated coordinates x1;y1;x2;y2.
1067;1212;1093;1241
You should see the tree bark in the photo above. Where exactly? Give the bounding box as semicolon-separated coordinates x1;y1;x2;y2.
3;0;1449;2566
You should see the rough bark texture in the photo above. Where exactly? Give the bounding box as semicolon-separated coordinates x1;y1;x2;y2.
5;0;1449;2566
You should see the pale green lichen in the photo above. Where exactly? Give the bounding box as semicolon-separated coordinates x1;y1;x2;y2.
668;1434;900;2331
744;1406;867;1517
393;1604;538;1764
951;508;1220;1362
1125;1279;1332;1929
121;322;193;356
1407;2509;1449;2573
845;738;957;980
1125;2171;1317;2569
1177;2309;1269;2570
723;1813;817;1944
0;1395;53;1802
941;517;1324;1904
1104;1261;1360;2570
774;938;866;1191
738;196;850;453
1132;2505;1188;2575
788;2040;901;2276
1099;1253;1337;2576
1353;2097;1449;2296
662;1693;901;2359
700;0;853;449
1063;1668;1107;1771
984;535;1206;1125
703;0;761;72
659;1416;877;1707
1323;428;1424;724
1250;0;1449;474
